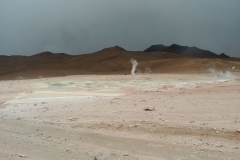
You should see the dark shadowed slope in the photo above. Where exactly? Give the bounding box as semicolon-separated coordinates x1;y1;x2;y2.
144;44;167;52
144;44;230;58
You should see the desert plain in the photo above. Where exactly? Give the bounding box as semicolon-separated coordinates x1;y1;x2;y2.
0;72;240;160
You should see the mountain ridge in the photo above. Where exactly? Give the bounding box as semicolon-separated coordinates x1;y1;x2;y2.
144;44;230;58
0;45;239;80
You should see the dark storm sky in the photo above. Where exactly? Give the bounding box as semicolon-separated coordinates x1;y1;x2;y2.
0;0;239;57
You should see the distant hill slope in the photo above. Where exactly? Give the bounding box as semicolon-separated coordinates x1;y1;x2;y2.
0;46;181;79
0;45;239;80
144;44;230;58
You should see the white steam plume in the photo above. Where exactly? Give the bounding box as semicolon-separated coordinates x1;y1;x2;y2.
144;66;152;74
130;59;138;75
208;68;237;79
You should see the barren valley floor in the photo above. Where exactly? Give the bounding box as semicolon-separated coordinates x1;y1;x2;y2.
0;74;240;160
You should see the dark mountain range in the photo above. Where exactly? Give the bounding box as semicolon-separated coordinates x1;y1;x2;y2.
143;44;167;52
144;44;230;58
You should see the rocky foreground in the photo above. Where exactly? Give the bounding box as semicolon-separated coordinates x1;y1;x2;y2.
0;74;240;160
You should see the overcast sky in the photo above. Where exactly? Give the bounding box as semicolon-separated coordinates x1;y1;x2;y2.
0;0;239;57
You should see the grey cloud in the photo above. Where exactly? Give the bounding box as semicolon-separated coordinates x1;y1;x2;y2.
0;0;239;57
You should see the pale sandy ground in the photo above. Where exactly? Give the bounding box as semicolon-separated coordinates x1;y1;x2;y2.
0;73;240;160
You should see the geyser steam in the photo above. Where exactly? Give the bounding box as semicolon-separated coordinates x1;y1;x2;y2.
130;59;138;75
208;68;237;79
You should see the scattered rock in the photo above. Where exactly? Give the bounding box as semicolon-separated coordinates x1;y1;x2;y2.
113;98;122;101
134;124;141;127
33;103;37;106
16;117;22;120
95;154;114;160
216;144;223;148
144;107;155;111
94;154;130;160
68;117;78;121
65;148;71;154
71;124;79;128
18;154;27;158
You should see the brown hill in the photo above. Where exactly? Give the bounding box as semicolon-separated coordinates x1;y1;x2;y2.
0;46;239;80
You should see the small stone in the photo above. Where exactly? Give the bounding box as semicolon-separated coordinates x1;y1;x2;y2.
19;154;27;158
16;117;22;120
144;107;155;111
65;148;71;153
134;124;141;127
216;144;223;148
68;117;78;121
33;103;37;106
94;154;119;160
